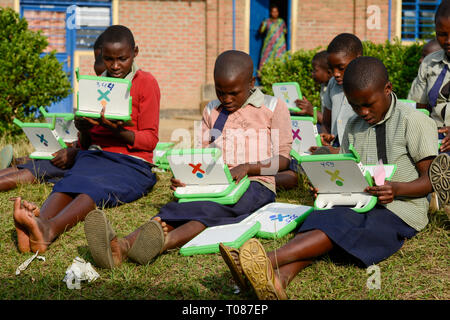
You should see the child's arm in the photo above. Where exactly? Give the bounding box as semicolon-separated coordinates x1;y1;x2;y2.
50;147;79;169
439;126;450;152
293;97;323;123
322;108;331;134
230;155;291;183
365;157;434;204
80;107;136;146
230;97;293;182
74;117;93;149
170;177;186;191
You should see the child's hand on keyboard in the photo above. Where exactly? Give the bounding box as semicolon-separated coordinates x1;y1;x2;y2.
170;177;186;191
365;181;396;205
230;164;249;184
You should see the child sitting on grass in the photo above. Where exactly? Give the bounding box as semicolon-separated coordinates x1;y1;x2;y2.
275;51;333;189
83;50;293;269
319;33;362;149
292;50;332;129
12;25;160;254
219;56;444;300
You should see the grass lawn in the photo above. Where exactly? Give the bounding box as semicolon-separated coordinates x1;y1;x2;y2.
0;140;448;300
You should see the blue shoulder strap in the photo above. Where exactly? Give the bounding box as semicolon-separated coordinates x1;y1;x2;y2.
428;64;448;108
209;106;230;144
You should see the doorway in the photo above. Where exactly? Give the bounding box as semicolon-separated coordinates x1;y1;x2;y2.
249;0;290;82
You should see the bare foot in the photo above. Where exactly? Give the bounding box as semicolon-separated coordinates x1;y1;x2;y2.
273;271;287;294
110;237;130;266
13;197;50;253
12;198;40;253
152;216;170;252
152;216;170;236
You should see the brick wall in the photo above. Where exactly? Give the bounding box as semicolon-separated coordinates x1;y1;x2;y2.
295;0;398;51
78;54;96;76
0;0;14;9
4;0;401;115
119;0;206;115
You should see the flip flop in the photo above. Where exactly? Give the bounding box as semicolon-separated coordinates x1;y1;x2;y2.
127;220;164;265
219;243;248;291
0;145;13;169
239;238;288;300
429;153;450;207
84;209;116;269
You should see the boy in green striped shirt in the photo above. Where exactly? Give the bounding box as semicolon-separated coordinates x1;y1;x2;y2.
219;57;446;300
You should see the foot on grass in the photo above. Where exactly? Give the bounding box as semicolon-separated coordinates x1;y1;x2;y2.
13;197;50;253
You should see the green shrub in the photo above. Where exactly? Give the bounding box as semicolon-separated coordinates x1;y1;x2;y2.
260;48;322;108
0;8;72;135
362;39;423;100
259;38;424;108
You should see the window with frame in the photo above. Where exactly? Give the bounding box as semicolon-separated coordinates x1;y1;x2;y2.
20;0;112;52
401;0;442;40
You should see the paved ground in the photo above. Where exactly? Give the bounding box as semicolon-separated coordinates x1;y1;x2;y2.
158;117;200;145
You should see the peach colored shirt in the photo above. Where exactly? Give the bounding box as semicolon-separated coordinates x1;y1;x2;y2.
200;88;292;193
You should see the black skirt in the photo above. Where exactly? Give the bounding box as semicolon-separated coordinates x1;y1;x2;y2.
51;150;156;208
298;205;418;267
156;181;276;228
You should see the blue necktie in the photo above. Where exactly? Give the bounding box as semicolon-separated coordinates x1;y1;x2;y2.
428;64;449;108
209;107;230;143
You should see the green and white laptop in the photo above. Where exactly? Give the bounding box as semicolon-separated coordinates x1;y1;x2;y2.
179;221;260;256
240;202;313;239
166;148;251;205
14;116;67;160
298;145;396;213
153;142;175;170
398;98;430;116
290;106;322;157
75;68;132;121
39;107;78;144
272;82;303;113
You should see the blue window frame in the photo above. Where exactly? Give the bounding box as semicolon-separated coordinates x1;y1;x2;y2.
401;0;442;40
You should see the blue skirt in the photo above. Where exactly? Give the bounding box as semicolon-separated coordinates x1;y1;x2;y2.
156;181;276;227
52;150;156;208
17;159;67;183
298;206;418;267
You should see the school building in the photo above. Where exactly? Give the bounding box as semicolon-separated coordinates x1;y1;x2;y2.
0;0;442;117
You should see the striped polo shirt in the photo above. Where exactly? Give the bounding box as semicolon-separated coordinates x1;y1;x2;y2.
408;49;450;127
201;88;293;193
340;93;438;231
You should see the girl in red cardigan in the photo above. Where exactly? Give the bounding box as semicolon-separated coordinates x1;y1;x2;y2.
13;25;160;254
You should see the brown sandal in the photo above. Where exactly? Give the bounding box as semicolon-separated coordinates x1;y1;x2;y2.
239;239;288;300
219;243;248;291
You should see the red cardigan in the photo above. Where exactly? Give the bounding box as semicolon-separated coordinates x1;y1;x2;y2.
87;69;160;163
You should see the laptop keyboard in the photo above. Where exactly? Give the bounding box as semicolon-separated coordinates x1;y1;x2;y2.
176;184;229;195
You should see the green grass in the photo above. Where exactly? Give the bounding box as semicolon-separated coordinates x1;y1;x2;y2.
0;141;448;300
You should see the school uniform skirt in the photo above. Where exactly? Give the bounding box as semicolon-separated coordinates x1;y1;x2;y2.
51;150;156;208
17;159;67;183
297;205;418;267
156;181;276;228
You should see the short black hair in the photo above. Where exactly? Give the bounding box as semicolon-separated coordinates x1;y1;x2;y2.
327;33;363;57
343;56;389;94
435;0;450;24
93;32;104;51
214;50;253;82
312;50;329;70
101;25;135;50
